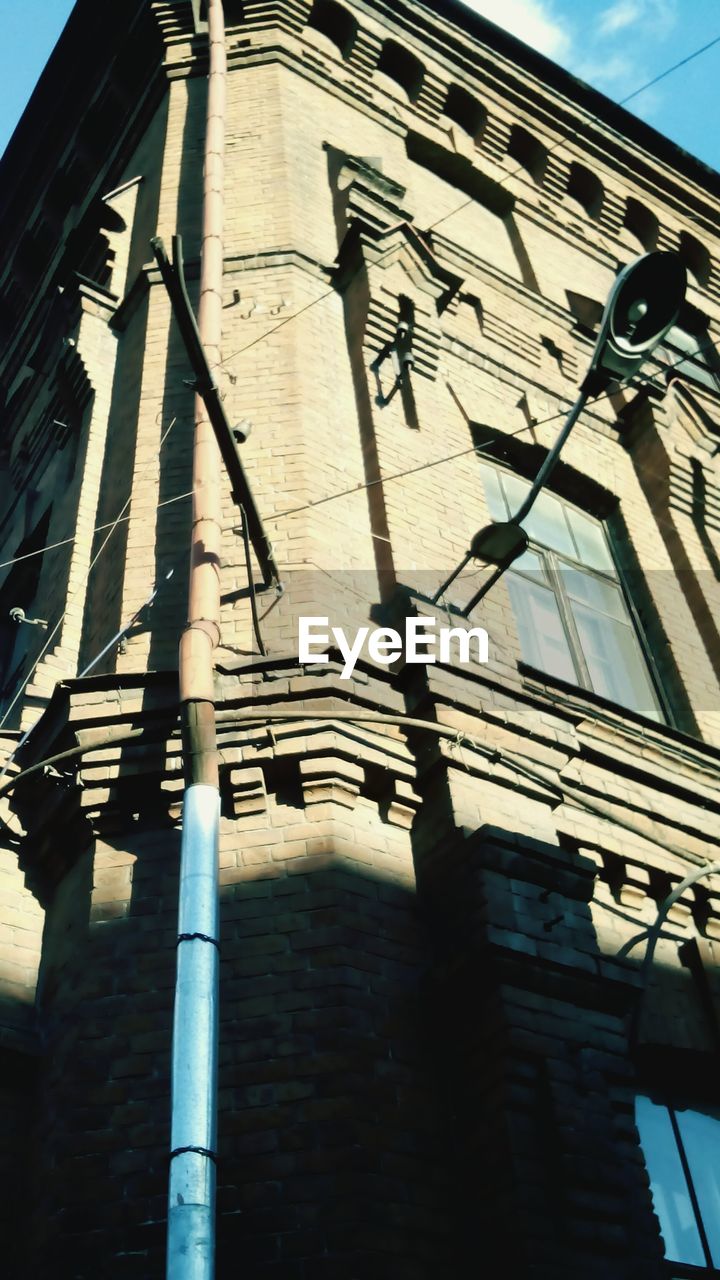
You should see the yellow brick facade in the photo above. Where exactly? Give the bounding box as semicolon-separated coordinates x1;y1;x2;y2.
0;1;718;1275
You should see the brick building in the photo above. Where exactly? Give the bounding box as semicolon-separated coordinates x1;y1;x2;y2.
0;0;719;1275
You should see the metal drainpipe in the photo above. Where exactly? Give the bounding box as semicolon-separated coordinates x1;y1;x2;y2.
167;2;226;1277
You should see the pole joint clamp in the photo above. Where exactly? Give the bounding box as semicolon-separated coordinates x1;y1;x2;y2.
169;1145;218;1164
176;931;221;950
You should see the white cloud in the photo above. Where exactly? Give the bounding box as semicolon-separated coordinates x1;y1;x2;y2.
598;1;643;37
574;52;638;90
598;0;677;40
459;0;572;60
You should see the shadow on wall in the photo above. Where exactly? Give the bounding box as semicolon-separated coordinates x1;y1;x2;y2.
149;75;211;675
22;821;453;1279
78;92;172;676
11;798;717;1277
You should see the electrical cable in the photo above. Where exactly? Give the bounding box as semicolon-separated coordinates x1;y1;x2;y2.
0;325;710;582
619;35;720;107
134;30;720;389
78;568;175;679
0;488;194;577
0;416;179;760
614;860;720;1046
2;704;716;877
446;341;720;615
1;45;716;747
427;33;720;237
0;328;710;745
262;335;718;529
266;409;569;524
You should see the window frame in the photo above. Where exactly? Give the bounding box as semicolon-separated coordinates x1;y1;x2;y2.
636;1094;720;1275
479;461;670;722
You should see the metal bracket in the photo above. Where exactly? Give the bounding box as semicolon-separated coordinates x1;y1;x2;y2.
150;235;281;591
371;299;415;407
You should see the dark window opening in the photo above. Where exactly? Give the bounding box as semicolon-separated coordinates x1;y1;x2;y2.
567;162;604;219
624;197;659;250
679;231;712;288
508;125;547;182
307;0;357;59
443;84;486;143
376;40;424;102
0;506;51;705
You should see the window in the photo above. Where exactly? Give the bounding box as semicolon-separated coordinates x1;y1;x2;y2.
566;161;604;218
679;231;712;289
479;463;663;720
0;505;50;707
306;0;357;59
624;197;659;251
507;125;547;182
375;41;424;103
443;84;486;143
636;1095;720;1272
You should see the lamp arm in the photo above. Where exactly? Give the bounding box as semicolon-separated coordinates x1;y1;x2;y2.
512;388;589;526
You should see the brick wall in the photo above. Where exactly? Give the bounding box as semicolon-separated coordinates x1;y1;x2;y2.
0;0;719;1275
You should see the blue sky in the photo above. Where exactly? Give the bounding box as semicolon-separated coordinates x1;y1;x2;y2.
461;0;720;170
0;0;718;171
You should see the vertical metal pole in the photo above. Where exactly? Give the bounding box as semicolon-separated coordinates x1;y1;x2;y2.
167;0;226;1271
167;785;220;1279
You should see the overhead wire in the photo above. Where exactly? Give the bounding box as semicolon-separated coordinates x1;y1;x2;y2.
1;28;717;742
618;35;720;107
1;704;717;878
422;31;720;237
266;414;561;524
0;415;180;754
215;37;720;378
0;332;712;588
0;487;195;576
261;336;719;528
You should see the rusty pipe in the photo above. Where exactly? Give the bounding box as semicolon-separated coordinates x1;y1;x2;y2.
168;2;226;1276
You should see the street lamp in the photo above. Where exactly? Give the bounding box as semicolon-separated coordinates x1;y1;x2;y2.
433;251;687;614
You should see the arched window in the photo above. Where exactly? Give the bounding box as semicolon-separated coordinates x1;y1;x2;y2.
443;84;486;143
679;230;712;288
507;125;547;182
375;40;424;103
567;162;604;219
477;459;664;720
623;197;658;251
306;0;357;59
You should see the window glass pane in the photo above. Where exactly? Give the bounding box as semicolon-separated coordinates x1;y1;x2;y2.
635;1096;706;1267
561;567;628;622
569;601;661;719
675;1106;720;1267
502;473;577;558
522;491;577;558
565;506;615;572
507;573;576;683
478;465;660;717
512;549;546;578
478;464;508;521
499;470;530;512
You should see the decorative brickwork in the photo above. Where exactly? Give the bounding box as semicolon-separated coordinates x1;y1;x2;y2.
0;1;719;1276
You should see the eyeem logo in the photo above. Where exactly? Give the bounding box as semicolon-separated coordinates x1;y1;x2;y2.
298;616;489;679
